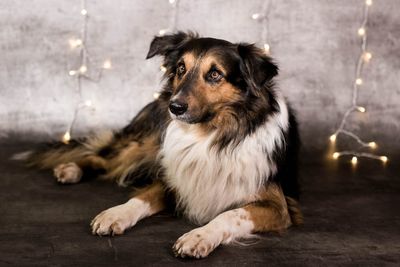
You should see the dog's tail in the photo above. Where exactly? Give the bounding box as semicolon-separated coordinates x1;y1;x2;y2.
11;131;114;170
285;196;304;226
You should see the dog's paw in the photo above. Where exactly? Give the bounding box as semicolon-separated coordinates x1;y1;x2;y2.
91;204;137;236
173;227;221;259
53;162;82;184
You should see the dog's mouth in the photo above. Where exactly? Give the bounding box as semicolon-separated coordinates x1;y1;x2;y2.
169;111;198;124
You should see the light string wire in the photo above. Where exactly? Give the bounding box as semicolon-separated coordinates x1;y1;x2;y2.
153;0;180;99
252;0;273;54
329;0;388;164
62;0;111;143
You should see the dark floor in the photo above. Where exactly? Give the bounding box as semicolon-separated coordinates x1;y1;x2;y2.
0;142;399;266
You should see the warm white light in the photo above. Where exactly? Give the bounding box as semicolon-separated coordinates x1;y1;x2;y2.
366;0;372;6
160;65;167;72
332;152;340;159
364;52;372;62
169;0;176;4
263;43;270;54
69;70;77;76
69;38;83;48
357;106;366;113
159;29;168;36
153;92;161;99
62;131;71;144
252;13;260;20
351;156;358;165
330;134;337;142
358;27;366;36
380;156;388;163
356;78;363;85
85;100;92;107
81;9;88;15
79;65;87;73
103;60;112;69
368;142;377;149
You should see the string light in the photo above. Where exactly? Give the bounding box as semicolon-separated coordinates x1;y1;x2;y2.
63;0;111;141
329;1;387;164
251;1;273;55
152;1;180;99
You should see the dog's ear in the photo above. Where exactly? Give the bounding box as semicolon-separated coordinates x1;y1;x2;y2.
146;32;196;59
237;43;278;91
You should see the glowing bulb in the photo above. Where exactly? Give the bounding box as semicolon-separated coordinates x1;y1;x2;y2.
332;152;340;159
356;78;363;85
351;156;358;165
81;9;88;15
160;65;167;72
153;92;161;99
364;52;372;62
330;134;337;142
169;0;176;4
366;0;372;6
69;39;83;48
159;29;168;36
103;60;112;69
358;27;366;36
368;142;377;149
69;70;77;76
85;100;92;107
263;43;270;54
252;13;260;20
79;65;87;73
357;106;366;113
62;131;71;144
380;156;388;163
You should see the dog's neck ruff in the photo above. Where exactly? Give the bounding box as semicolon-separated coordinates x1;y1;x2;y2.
160;97;289;225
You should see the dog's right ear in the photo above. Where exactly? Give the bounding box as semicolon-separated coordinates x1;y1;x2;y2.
146;32;196;59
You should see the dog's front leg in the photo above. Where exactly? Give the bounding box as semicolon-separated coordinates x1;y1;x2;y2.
173;184;297;258
91;180;166;235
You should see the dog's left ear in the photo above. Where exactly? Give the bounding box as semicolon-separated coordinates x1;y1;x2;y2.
237;43;278;90
146;32;196;59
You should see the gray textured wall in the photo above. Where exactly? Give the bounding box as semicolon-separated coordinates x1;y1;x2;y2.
1;0;399;152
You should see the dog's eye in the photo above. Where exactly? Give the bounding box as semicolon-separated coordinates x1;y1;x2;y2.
207;70;222;82
176;64;186;76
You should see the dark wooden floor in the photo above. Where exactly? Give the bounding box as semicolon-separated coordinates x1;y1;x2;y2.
1;142;399;266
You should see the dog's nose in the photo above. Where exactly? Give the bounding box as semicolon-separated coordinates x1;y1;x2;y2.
169;101;188;116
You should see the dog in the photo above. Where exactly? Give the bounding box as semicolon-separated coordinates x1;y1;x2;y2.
19;32;303;258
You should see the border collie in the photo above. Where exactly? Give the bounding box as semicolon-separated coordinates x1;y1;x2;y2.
20;32;303;258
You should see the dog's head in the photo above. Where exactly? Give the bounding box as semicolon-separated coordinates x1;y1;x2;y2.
146;32;278;124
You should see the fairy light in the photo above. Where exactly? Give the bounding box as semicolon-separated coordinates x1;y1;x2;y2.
329;1;387;164
363;52;372;62
102;60;112;69
357;106;366;113
358;27;366;36
63;0;111;141
251;1;273;55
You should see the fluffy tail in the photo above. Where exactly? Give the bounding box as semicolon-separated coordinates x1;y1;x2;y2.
285;196;304;226
11;131;114;170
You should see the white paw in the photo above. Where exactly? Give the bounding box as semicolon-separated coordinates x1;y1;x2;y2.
53;162;82;184
173;227;221;258
91;204;138;236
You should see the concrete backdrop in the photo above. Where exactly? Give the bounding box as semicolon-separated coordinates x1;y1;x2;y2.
1;0;399;153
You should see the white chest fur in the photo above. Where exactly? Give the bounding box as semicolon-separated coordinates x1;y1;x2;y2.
160;99;289;225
